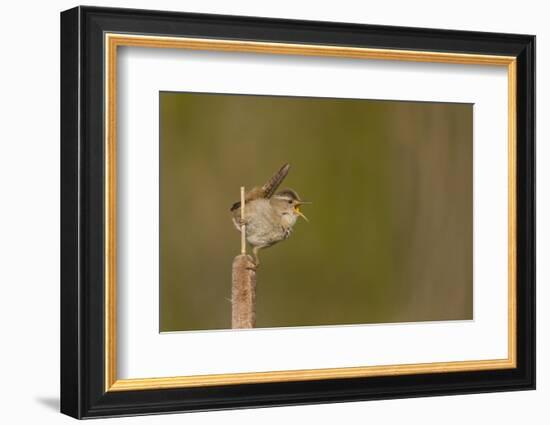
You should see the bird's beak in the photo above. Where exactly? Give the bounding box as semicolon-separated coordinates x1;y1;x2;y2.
294;205;309;222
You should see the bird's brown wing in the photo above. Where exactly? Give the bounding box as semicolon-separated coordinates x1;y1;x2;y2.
261;163;290;198
230;201;241;212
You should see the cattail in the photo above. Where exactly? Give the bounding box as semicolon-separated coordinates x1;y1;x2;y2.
231;254;256;328
231;186;257;328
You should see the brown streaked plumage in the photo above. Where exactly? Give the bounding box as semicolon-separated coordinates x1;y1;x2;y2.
231;163;310;267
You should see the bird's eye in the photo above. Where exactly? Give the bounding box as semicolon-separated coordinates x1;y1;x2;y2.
288;200;293;204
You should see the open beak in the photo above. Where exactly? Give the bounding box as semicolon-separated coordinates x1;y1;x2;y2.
294;204;309;222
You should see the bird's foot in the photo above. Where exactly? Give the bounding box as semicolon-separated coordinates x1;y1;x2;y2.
236;217;249;227
245;256;259;272
245;247;261;272
246;261;259;272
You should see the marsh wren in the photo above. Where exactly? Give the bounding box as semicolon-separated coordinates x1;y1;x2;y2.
230;163;310;267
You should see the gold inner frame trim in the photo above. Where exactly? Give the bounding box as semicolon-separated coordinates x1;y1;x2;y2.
104;33;518;392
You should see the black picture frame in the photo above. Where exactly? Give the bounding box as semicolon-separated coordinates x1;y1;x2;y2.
61;5;535;419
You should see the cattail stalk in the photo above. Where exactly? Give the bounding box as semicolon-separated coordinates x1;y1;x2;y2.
232;186;256;328
240;186;246;255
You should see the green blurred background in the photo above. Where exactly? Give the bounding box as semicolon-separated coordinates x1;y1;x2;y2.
160;92;473;332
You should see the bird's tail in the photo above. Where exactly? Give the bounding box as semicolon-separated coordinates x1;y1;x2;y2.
262;163;290;198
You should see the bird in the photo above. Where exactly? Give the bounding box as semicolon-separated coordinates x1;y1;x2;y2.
230;163;310;267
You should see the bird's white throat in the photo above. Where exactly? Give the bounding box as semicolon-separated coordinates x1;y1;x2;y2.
281;212;298;228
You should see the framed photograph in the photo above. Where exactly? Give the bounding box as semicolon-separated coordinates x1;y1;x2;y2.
60;6;535;419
